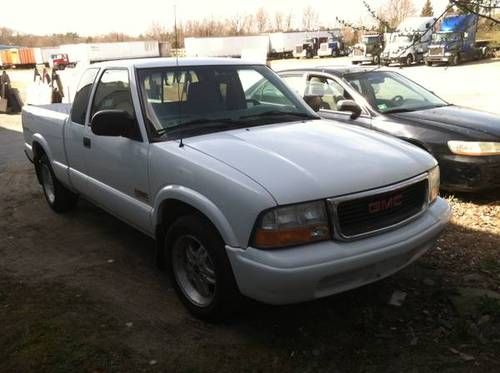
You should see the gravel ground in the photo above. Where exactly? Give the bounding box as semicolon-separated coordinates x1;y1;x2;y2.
0;58;499;372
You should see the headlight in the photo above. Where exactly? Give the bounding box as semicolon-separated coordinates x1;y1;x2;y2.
428;166;440;204
253;201;331;249
448;141;500;156
444;52;452;56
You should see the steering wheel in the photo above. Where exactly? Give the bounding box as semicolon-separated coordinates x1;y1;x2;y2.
246;98;261;106
391;95;404;106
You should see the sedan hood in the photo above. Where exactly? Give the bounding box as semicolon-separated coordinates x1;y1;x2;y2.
184;120;436;205
390;105;500;139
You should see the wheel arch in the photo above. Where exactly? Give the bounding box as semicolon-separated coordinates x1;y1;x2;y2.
153;186;239;248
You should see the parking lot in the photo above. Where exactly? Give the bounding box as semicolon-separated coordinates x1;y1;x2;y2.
1;58;499;372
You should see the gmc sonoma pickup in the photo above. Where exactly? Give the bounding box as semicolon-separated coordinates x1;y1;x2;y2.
22;58;451;320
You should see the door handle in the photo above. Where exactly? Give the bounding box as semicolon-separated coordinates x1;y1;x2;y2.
83;137;91;148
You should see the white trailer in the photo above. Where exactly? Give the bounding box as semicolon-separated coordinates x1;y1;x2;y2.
269;32;308;58
184;36;269;58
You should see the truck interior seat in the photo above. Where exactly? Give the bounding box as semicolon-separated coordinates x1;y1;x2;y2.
187;81;224;114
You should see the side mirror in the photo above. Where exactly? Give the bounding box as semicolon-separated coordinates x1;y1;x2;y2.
337;99;362;119
303;95;322;112
91;110;136;137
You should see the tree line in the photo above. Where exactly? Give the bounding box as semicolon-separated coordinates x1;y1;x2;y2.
0;1;497;48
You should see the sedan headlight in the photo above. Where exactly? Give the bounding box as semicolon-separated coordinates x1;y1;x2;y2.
253;201;331;249
448;141;500;156
428;166;440;204
444;52;452;56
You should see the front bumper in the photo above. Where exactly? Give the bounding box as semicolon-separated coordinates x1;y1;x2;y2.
226;197;451;305
381;55;406;64
426;55;451;63
439;154;500;192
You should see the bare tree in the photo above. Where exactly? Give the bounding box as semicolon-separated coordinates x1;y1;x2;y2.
228;13;246;35
379;0;417;29
302;6;319;31
421;0;434;16
285;12;293;31
255;8;269;33
146;22;170;41
274;12;284;31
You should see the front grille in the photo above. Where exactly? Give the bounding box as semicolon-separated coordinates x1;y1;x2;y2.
295;46;303;53
353;48;364;56
429;47;443;56
332;178;428;239
320;44;328;51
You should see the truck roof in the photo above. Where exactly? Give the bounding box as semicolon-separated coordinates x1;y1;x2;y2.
91;57;264;69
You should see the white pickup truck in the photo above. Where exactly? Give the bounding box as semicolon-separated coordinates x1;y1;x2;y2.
22;58;451;320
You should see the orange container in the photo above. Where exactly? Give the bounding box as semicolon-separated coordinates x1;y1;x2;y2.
0;49;20;65
19;48;36;65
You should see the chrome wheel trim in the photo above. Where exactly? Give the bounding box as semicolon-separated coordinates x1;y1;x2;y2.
172;234;216;307
41;162;55;204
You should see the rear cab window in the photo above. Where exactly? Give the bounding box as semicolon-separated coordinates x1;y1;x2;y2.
70;68;99;125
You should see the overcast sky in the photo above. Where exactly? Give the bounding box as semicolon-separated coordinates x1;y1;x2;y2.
2;0;449;36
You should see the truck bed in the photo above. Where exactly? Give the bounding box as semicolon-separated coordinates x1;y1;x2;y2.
22;103;72;185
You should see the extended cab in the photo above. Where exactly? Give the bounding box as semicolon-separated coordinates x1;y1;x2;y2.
22;58;450;320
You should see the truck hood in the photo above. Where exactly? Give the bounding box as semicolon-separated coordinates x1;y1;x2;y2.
183;120;436;205
389;105;500;140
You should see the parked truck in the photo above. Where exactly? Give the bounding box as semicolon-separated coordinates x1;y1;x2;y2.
351;32;385;65
425;14;481;66
317;30;348;58
381;17;435;66
22;57;450;320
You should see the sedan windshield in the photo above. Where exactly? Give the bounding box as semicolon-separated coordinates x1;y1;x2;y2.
138;65;317;139
344;71;447;114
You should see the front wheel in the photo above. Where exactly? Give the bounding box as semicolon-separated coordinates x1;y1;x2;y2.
405;54;413;66
451;54;460;66
373;55;380;65
37;154;78;213
165;215;240;321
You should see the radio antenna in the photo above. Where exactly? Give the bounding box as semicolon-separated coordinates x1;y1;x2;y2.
174;4;179;66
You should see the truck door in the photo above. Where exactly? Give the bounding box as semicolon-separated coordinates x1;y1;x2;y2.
305;74;372;129
65;68;99;192
85;68;152;235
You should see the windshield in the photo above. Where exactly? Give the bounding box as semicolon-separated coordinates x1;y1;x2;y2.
432;32;461;43
344;71;447;114
362;36;379;44
138;65;317;139
394;35;412;44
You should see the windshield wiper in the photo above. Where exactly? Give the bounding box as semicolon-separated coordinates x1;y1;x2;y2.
240;110;318;120
155;117;239;136
383;108;418;114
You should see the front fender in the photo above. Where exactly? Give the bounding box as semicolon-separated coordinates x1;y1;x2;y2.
152;185;239;247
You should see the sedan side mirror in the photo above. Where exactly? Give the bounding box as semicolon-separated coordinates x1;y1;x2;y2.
337;99;362;119
91;110;137;137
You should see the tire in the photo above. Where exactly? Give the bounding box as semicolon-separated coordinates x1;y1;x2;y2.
451;54;460;66
425;60;432;66
373;55;380;65
165;215;240;321
37;154;78;213
405;54;413;66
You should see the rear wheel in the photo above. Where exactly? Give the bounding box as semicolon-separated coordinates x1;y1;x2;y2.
165;215;240;321
373;55;380;65
37;154;78;213
405;54;413;66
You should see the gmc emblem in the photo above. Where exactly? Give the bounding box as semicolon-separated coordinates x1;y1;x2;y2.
368;194;403;214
